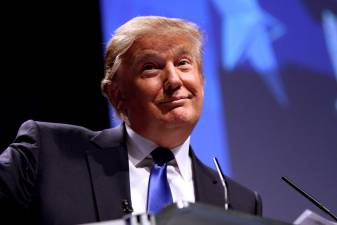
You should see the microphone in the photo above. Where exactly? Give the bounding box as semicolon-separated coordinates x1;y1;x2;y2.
213;157;229;210
281;176;337;222
121;199;133;214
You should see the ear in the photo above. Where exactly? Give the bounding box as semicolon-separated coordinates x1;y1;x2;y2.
106;81;126;114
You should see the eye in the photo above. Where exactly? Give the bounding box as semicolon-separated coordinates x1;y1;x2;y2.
177;58;193;71
140;62;160;78
143;63;156;71
178;59;190;66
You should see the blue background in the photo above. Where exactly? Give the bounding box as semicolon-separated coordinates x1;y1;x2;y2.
100;0;337;223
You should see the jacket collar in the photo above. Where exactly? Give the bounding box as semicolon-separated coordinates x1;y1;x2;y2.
85;123;132;221
90;124;126;149
190;148;225;207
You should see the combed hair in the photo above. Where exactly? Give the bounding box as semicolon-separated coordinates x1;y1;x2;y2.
101;16;204;97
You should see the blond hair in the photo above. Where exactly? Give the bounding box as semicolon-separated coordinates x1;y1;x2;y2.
101;16;203;97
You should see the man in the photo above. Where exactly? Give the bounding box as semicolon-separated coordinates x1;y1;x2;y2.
0;16;262;225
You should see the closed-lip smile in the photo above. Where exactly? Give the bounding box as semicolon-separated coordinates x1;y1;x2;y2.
159;95;191;104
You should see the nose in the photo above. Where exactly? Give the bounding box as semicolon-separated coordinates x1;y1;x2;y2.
163;63;182;93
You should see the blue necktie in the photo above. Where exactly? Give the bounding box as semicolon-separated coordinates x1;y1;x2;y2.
147;147;174;214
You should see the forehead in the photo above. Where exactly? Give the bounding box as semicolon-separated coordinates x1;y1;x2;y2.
124;34;196;61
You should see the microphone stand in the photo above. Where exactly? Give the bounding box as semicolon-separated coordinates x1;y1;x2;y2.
282;176;337;222
213;157;229;210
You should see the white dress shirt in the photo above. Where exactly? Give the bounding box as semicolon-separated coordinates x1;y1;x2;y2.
125;124;195;215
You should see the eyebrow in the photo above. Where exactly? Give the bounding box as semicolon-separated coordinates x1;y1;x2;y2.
175;47;194;58
131;47;195;66
132;50;160;66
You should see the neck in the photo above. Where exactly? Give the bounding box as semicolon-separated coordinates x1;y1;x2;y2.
129;123;193;149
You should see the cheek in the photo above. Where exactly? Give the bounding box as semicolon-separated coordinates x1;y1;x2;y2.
127;78;163;103
184;74;204;96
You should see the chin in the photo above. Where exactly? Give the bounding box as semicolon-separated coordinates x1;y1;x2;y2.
162;110;199;128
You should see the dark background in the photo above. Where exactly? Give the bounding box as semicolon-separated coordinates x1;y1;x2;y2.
1;1;110;151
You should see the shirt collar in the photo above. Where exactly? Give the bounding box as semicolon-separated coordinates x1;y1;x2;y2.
125;124;157;167
171;136;191;181
125;124;191;181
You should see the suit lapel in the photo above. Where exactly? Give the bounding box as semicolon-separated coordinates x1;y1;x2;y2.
85;125;132;221
190;148;225;207
85;131;226;220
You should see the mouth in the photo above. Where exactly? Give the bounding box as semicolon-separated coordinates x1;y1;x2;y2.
159;95;192;104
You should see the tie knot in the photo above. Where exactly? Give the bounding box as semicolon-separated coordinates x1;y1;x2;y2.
151;147;174;166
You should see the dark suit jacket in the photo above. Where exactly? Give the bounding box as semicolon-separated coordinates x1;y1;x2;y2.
0;120;262;225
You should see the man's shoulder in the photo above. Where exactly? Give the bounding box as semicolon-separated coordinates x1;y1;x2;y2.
18;119;99;137
17;120;125;147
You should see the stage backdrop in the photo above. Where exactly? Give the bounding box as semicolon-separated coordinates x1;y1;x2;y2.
100;0;337;223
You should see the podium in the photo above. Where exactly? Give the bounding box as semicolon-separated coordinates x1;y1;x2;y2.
82;201;292;225
155;201;291;225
